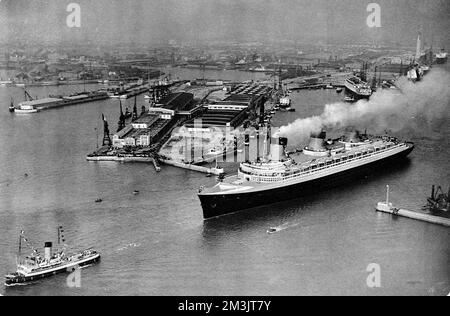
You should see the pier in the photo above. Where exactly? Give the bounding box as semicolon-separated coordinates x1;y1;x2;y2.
376;186;450;227
159;159;224;175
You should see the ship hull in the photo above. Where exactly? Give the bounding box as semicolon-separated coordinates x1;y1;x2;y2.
436;57;447;64
344;86;371;100
199;146;414;219
5;254;100;286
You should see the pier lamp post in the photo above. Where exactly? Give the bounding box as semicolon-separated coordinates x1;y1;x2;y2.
95;128;99;150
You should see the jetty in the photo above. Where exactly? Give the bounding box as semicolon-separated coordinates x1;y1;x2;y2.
376;186;450;227
159;159;224;176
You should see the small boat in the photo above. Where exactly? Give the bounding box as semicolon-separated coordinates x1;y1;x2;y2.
124;108;132;119
9;99;15;112
336;87;343;93
288;108;296;112
325;84;334;89
133;190;140;195
95;198;103;203
344;96;355;103
267;227;280;234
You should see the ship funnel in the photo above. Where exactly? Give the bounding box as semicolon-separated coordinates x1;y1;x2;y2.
343;129;362;143
270;137;288;162
308;131;326;151
44;242;53;261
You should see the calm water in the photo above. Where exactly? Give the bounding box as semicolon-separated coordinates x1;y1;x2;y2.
0;68;449;296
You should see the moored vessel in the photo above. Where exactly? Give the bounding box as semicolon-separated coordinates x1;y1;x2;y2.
13;90;109;114
436;49;448;64
344;77;372;100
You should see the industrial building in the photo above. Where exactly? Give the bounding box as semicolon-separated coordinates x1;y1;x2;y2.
159;83;273;163
112;92;201;149
184;83;272;132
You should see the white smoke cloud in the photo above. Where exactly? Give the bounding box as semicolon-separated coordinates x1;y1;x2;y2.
279;68;450;146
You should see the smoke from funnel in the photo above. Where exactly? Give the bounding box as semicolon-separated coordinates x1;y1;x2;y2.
279;68;450;146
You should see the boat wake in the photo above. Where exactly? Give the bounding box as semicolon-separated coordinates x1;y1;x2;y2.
4;281;35;287
267;222;301;234
117;243;141;252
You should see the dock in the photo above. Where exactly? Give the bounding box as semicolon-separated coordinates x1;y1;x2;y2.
376;203;450;227
86;155;154;163
376;186;450;227
159;159;224;175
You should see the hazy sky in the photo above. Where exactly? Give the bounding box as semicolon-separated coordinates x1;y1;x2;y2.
1;0;449;47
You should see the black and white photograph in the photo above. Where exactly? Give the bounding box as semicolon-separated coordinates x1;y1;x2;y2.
0;0;449;299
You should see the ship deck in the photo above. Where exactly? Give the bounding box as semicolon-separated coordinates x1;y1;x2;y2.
201;139;410;196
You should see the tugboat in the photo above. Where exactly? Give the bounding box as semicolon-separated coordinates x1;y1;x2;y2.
424;185;449;213
5;228;100;286
124;108;132;119
344;96;356;103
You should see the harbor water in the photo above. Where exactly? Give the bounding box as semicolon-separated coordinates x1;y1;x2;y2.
0;67;449;296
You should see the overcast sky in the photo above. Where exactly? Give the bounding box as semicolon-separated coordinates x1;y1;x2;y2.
1;0;449;47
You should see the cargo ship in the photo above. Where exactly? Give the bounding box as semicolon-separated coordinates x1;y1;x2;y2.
198;129;414;219
110;85;149;99
344;77;372;100
12;90;109;114
5;228;100;286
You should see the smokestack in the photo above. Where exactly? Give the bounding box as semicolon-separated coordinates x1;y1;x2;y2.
270;137;288;162
44;242;52;261
431;185;435;199
244;134;250;162
308;131;326;151
344;129;362;143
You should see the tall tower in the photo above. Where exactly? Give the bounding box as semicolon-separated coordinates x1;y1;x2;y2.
415;32;422;61
102;114;111;147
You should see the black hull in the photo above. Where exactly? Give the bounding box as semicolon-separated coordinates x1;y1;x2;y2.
436;58;447;65
5;256;100;286
199;146;414;219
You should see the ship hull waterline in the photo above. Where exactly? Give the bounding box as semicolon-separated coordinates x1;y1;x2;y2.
5;254;100;286
199;146;414;220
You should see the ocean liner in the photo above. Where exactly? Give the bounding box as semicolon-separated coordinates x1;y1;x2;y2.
344;76;372;100
198;130;414;219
